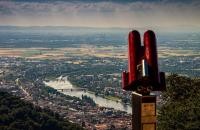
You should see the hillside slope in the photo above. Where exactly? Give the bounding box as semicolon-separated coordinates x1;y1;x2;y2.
158;74;200;130
0;91;84;130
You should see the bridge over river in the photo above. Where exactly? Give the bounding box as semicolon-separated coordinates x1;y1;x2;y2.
57;88;87;92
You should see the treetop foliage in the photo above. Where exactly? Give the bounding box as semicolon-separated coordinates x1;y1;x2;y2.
158;74;200;130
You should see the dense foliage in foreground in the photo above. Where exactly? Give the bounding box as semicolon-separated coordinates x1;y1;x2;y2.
158;74;200;130
0;92;84;130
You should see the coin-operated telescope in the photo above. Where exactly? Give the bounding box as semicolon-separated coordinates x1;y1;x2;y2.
122;30;166;95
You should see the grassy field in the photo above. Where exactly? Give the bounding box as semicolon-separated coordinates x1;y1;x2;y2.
105;95;121;102
0;46;196;60
22;49;42;57
0;46;127;59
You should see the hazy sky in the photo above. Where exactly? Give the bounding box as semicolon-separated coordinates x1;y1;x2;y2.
0;0;200;30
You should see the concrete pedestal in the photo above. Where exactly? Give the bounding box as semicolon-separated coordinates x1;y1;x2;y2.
132;92;156;130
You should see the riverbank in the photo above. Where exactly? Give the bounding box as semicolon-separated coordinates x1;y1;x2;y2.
45;76;124;103
44;77;132;113
104;95;121;102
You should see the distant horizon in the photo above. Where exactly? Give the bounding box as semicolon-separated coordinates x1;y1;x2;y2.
1;25;200;33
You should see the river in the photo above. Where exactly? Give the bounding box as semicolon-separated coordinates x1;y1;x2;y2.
44;77;132;114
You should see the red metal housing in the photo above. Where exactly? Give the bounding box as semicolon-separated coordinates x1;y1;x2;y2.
122;30;166;93
144;30;159;84
128;30;141;83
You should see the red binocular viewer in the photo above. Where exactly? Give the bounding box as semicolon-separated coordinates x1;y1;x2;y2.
122;30;166;93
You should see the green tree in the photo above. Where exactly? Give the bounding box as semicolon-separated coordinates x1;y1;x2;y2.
158;74;200;130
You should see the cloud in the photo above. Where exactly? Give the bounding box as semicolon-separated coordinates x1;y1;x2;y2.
0;0;200;30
